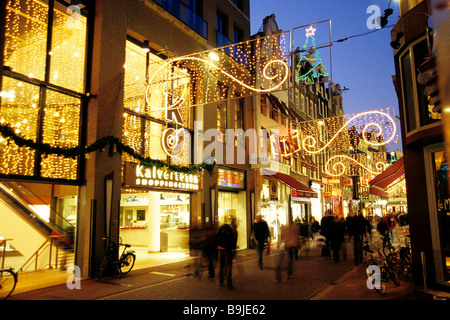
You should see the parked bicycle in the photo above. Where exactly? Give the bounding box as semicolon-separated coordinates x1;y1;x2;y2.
363;237;400;296
392;234;412;278
380;231;412;279
96;237;136;281
381;234;396;257
0;268;18;300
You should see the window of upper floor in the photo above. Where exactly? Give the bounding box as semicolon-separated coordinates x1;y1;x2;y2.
399;37;441;134
1;0;90;181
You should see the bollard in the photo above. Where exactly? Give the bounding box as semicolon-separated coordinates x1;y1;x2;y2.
421;251;427;291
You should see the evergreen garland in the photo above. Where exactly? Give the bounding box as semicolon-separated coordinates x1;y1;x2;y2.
0;123;215;174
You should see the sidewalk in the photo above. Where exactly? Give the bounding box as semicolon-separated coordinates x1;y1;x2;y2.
9;240;437;301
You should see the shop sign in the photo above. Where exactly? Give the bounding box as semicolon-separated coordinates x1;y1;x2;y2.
218;168;245;188
329;179;340;184
124;162;199;191
292;188;318;199
269;161;290;175
343;178;352;186
269;181;277;198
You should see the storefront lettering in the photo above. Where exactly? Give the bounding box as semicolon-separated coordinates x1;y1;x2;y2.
134;164;199;190
438;198;450;213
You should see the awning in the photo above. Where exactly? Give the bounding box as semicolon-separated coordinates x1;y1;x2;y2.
262;169;318;198
369;157;405;198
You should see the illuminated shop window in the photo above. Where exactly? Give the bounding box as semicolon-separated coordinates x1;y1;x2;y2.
123;39;194;167
40;90;80;180
49;1;87;93
432;151;449;283
144;120;167;161
123;112;142;164
124;41;147;115
4;0;49;81
0;77;38;176
2;0;88;181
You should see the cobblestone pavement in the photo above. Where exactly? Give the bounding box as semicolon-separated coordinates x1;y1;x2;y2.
10;241;445;319
9;241;426;302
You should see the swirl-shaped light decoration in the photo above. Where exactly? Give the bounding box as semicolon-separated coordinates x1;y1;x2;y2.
325;155;388;177
302;109;397;155
145;57;289;111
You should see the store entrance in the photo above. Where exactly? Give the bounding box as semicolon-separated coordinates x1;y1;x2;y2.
218;191;247;250
119;190;194;269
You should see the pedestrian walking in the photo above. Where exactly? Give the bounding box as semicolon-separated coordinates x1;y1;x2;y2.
275;221;300;281
348;211;366;265
286;221;300;279
189;224;217;278
384;210;398;243
215;218;238;290
310;216;320;240
377;216;389;238
253;214;270;270
320;210;334;258
330;216;345;262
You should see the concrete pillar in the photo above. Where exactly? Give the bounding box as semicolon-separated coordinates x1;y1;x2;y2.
147;191;160;252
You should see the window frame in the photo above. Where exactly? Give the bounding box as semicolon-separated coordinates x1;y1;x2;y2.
398;36;441;137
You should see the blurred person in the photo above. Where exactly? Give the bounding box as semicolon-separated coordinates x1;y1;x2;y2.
384;210;398;243
285;220;301;278
330;216;345;262
215;217;238;290
189;224;217;278
320;210;334;258
253;214;270;270
309;216;320;240
275;221;300;281
348;211;366;265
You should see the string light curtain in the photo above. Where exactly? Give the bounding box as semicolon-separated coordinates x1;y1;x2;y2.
1;0;87;180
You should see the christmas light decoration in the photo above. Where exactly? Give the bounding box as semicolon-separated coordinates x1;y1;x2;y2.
295;24;331;84
324;154;388;177
0;122;215;174
279;107;398;157
142;31;291;112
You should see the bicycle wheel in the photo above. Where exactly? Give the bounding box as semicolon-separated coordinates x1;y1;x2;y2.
118;252;136;275
383;245;395;257
0;269;18;300
96;255;111;281
400;255;412;277
384;256;401;286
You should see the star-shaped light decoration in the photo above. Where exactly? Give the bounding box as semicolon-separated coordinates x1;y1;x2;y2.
305;25;316;37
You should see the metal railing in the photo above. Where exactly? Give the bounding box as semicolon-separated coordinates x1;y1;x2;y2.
0;181;74;235
152;0;208;39
0;239;13;270
18;235;74;273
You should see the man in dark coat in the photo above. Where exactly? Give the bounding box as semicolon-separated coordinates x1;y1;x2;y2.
348;211;366;265
253;214;270;269
215;218;238;289
320;210;334;257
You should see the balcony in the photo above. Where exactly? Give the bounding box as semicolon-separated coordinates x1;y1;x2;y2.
152;0;208;39
216;31;249;66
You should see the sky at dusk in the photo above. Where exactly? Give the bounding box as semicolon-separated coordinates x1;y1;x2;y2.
250;0;403;151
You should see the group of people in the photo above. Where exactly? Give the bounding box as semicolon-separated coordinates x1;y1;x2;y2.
319;209;401;265
190;210;402;289
253;214;302;281
320;209;373;264
189;217;238;290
